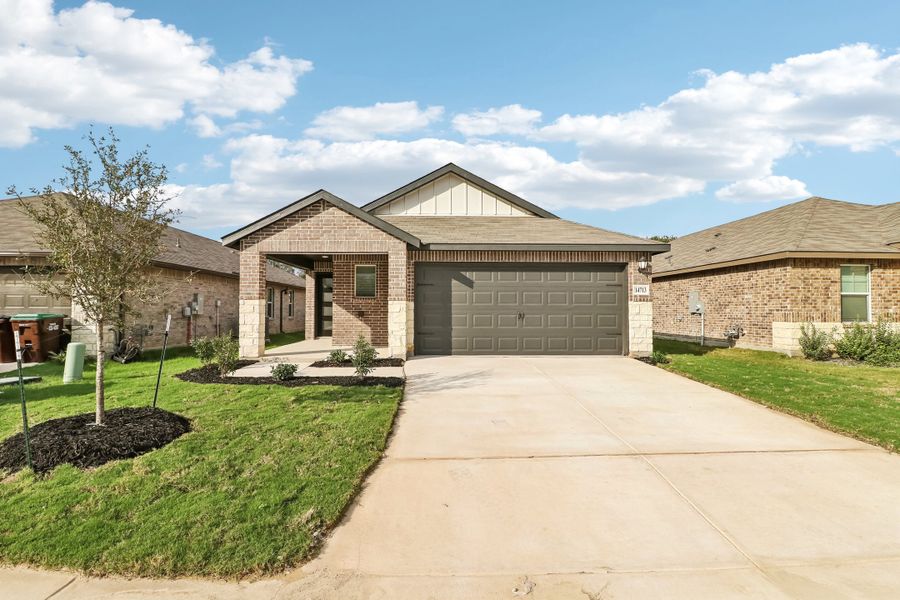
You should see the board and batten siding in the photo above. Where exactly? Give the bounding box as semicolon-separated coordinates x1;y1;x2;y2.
372;173;533;217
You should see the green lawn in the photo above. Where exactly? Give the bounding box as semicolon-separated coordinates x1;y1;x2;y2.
0;349;400;577
266;330;305;349
655;338;900;452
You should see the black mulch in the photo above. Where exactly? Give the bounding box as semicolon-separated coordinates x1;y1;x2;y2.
309;357;405;368
175;363;404;388
0;407;190;474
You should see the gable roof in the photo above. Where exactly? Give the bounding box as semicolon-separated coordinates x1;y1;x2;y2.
221;189;421;249
380;215;669;251
0;195;304;288
361;163;559;219
653;197;900;277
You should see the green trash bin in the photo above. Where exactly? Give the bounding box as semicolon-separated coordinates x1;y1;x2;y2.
64;342;86;384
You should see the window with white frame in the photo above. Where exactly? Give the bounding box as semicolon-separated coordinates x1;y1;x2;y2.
840;265;870;322
355;265;377;298
266;287;275;319
287;289;295;318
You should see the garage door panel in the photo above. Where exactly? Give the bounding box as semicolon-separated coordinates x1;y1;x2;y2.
415;263;625;355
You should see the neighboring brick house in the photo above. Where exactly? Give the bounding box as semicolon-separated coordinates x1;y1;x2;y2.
652;197;900;354
0;195;305;357
223;163;668;358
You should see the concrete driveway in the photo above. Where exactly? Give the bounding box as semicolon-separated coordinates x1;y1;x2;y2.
288;355;900;599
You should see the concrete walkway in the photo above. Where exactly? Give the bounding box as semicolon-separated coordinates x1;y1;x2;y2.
230;337;401;378
6;356;900;599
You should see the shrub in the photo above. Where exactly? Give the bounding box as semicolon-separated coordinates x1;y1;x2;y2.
351;335;379;377
867;320;900;367
270;362;298;381
798;323;832;361
211;334;239;376
833;323;876;362
191;336;215;365
327;349;349;363
649;350;670;365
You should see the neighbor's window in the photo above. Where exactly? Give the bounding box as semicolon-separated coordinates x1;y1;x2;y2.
355;265;377;298
287;290;295;318
840;265;870;322
266;287;275;319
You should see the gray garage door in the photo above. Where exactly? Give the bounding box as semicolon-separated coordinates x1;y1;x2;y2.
415;263;626;355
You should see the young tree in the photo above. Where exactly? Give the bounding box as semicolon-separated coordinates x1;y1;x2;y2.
9;129;177;425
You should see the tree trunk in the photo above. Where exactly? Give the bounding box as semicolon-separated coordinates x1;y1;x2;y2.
95;321;106;426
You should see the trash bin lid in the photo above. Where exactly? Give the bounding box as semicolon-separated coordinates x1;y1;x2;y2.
10;313;66;320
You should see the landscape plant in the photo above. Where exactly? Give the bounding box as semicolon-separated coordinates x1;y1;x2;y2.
191;336;215;365
798;323;833;361
649;349;671;365
9;128;177;425
210;334;239;376
327;349;349;363
351;335;378;377
270;362;298;381
833;322;876;362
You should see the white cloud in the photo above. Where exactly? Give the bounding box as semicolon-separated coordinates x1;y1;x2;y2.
201;154;222;170
0;0;312;147
170;134;704;229
188;115;221;138
453;104;542;137
715;176;810;202
304;101;444;141
536;44;900;188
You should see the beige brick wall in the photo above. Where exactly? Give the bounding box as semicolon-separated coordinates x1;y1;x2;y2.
653;257;900;350
332;254;388;346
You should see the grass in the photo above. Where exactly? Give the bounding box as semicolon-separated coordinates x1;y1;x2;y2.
0;348;400;578
266;330;305;349
654;338;900;452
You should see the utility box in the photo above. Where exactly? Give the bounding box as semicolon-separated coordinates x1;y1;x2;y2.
192;293;204;315
688;291;705;315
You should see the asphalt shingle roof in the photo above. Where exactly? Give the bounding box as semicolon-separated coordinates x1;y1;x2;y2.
380;215;664;247
653;197;900;276
1;196;304;288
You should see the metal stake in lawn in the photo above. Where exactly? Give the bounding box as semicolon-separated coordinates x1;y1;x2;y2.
13;326;33;471
152;313;172;409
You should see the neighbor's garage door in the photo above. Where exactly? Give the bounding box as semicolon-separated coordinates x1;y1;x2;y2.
0;270;71;316
415;263;625;355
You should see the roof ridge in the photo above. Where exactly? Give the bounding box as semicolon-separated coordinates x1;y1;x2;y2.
790;196;822;252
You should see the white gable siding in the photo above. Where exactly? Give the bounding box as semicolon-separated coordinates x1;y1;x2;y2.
374;173;532;216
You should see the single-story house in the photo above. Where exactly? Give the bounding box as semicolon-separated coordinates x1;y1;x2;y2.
223;163;669;358
652;197;900;354
1;195;305;356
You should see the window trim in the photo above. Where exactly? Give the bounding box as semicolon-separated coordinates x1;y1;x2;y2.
839;264;871;323
287;289;294;318
354;264;377;298
266;287;275;319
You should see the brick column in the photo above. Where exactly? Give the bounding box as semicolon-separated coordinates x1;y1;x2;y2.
305;270;316;339
387;246;408;357
239;246;266;358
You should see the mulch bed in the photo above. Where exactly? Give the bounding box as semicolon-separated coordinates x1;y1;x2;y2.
309;357;405;368
0;407;190;475
175;364;404;388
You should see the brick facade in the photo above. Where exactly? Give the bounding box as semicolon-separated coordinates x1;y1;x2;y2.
652;257;900;350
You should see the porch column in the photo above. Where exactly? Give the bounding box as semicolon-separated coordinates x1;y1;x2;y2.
304;269;316;339
387;247;408;358
239;247;266;358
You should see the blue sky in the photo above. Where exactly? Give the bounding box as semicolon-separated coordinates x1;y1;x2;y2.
2;0;899;240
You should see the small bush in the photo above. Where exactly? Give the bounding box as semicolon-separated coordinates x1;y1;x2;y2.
211;334;239;376
191;336;215;365
270;362;298;381
798;323;833;361
327;349;349;363
833;323;876;362
351;335;379;377
649;350;670;365
867;320;900;367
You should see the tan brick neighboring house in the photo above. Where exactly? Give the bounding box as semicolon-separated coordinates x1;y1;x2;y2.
223;163;668;358
1;195;305;357
652;197;900;354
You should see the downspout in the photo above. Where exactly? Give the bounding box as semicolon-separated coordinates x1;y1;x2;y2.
279;288;284;334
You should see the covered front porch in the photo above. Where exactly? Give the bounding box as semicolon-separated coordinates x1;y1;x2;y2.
223;190;418;359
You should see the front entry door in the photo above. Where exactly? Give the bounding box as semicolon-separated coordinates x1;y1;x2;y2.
316;273;334;336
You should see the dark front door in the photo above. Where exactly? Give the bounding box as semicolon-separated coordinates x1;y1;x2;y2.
415;263;626;355
316;273;334;337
